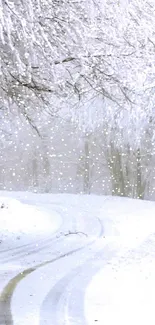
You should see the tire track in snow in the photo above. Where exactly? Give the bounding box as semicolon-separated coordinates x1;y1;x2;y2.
0;245;94;325
0;216;104;325
40;246;115;325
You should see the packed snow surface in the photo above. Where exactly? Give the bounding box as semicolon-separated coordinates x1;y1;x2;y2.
1;192;155;325
85;197;155;325
0;196;61;241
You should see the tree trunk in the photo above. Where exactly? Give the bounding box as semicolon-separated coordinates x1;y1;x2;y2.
83;136;90;194
32;156;38;188
136;148;145;199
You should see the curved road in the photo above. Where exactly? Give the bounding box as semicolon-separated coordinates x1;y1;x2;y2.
0;195;114;325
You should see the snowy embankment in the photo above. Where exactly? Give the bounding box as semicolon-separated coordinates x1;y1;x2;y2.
100;196;155;247
85;197;155;325
0;196;62;244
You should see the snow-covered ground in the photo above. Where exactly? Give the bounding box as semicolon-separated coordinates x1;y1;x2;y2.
0;196;62;247
0;196;61;235
1;192;155;325
0;194;62;300
85;197;155;325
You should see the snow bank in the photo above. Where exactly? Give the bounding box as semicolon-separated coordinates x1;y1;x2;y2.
85;197;155;325
0;196;61;241
85;255;155;325
99;196;155;248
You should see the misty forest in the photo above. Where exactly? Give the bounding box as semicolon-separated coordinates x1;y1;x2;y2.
1;0;155;200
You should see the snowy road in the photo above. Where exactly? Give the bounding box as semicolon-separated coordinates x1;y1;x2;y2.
1;193;155;325
0;194;106;325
